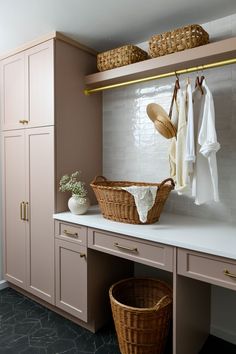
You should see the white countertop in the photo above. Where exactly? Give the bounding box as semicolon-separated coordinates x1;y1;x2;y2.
53;206;236;260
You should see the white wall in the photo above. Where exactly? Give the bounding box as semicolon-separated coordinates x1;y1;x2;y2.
103;14;236;343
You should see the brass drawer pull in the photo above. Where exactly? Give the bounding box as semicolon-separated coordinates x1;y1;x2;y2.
223;269;236;279
114;242;138;253
80;253;86;258
19;120;28;124
63;230;78;238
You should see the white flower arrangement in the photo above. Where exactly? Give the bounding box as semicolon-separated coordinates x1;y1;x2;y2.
59;171;87;197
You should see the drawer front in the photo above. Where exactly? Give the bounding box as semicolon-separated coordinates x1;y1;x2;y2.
178;249;236;291
88;228;173;272
55;221;87;246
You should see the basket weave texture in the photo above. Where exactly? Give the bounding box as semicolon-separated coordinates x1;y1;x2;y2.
97;45;148;72
149;24;209;58
90;176;174;224
109;278;172;354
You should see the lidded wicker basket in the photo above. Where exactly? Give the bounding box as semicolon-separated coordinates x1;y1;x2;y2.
149;24;209;58
90;176;175;224
97;45;148;72
109;277;172;354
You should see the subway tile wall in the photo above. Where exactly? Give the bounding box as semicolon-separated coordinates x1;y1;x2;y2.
103;14;236;222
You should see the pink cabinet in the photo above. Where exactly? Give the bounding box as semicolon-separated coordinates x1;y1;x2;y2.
2;130;27;288
0;53;25;130
26;41;54;128
88;228;174;271
0;40;54;130
1;33;102;310
178;248;236;291
2;127;55;303
54;220;133;332
25;127;55;302
55;239;88;321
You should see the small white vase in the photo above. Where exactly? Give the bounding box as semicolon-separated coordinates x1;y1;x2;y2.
68;195;90;215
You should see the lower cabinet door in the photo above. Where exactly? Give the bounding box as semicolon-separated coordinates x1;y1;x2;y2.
55;239;87;322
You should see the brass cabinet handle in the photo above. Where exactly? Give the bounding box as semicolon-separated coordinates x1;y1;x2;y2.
114;242;138;253
80;253;86;258
24;202;29;221
19;120;28;124
63;230;78;238
20;202;25;220
223;269;236;279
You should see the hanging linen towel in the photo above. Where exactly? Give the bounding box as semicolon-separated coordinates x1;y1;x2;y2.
121;186;157;223
185;82;195;179
175;89;189;193
192;79;220;205
169;97;179;180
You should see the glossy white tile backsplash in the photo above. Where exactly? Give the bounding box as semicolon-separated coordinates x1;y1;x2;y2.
103;14;236;222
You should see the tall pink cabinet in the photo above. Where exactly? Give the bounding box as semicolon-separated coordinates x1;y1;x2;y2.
0;34;102;304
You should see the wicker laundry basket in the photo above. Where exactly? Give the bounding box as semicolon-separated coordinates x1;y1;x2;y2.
149;24;209;58
109;278;173;354
97;45;148;71
90;176;175;224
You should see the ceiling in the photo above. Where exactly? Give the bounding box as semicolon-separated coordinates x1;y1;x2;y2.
1;0;236;55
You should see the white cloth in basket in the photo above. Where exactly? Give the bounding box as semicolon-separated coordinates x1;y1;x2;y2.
121;186;158;223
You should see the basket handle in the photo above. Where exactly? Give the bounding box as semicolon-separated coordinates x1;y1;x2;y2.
91;175;107;184
158;178;175;190
154;295;172;310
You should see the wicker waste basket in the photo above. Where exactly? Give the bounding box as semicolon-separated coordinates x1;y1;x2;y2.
109;278;172;354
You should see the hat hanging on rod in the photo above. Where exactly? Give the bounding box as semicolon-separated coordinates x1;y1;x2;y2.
146;75;180;139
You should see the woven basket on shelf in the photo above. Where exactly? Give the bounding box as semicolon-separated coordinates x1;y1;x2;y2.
109;278;173;354
149;24;209;58
97;45;148;72
90;176;175;224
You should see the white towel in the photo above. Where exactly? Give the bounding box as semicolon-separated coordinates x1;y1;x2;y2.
175;89;188;193
121;186;158;223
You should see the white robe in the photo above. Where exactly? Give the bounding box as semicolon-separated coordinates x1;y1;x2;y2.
192;79;220;205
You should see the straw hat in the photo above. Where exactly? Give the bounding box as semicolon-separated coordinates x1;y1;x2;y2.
146;103;177;139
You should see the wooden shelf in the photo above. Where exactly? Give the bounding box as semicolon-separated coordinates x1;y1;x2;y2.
85;37;236;90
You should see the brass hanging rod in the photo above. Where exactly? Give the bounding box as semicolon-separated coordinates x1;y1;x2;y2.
84;57;236;95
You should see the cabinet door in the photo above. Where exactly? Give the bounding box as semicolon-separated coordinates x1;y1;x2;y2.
2;130;27;287
0;53;26;130
26;40;54;128
55;239;87;322
25;127;55;303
